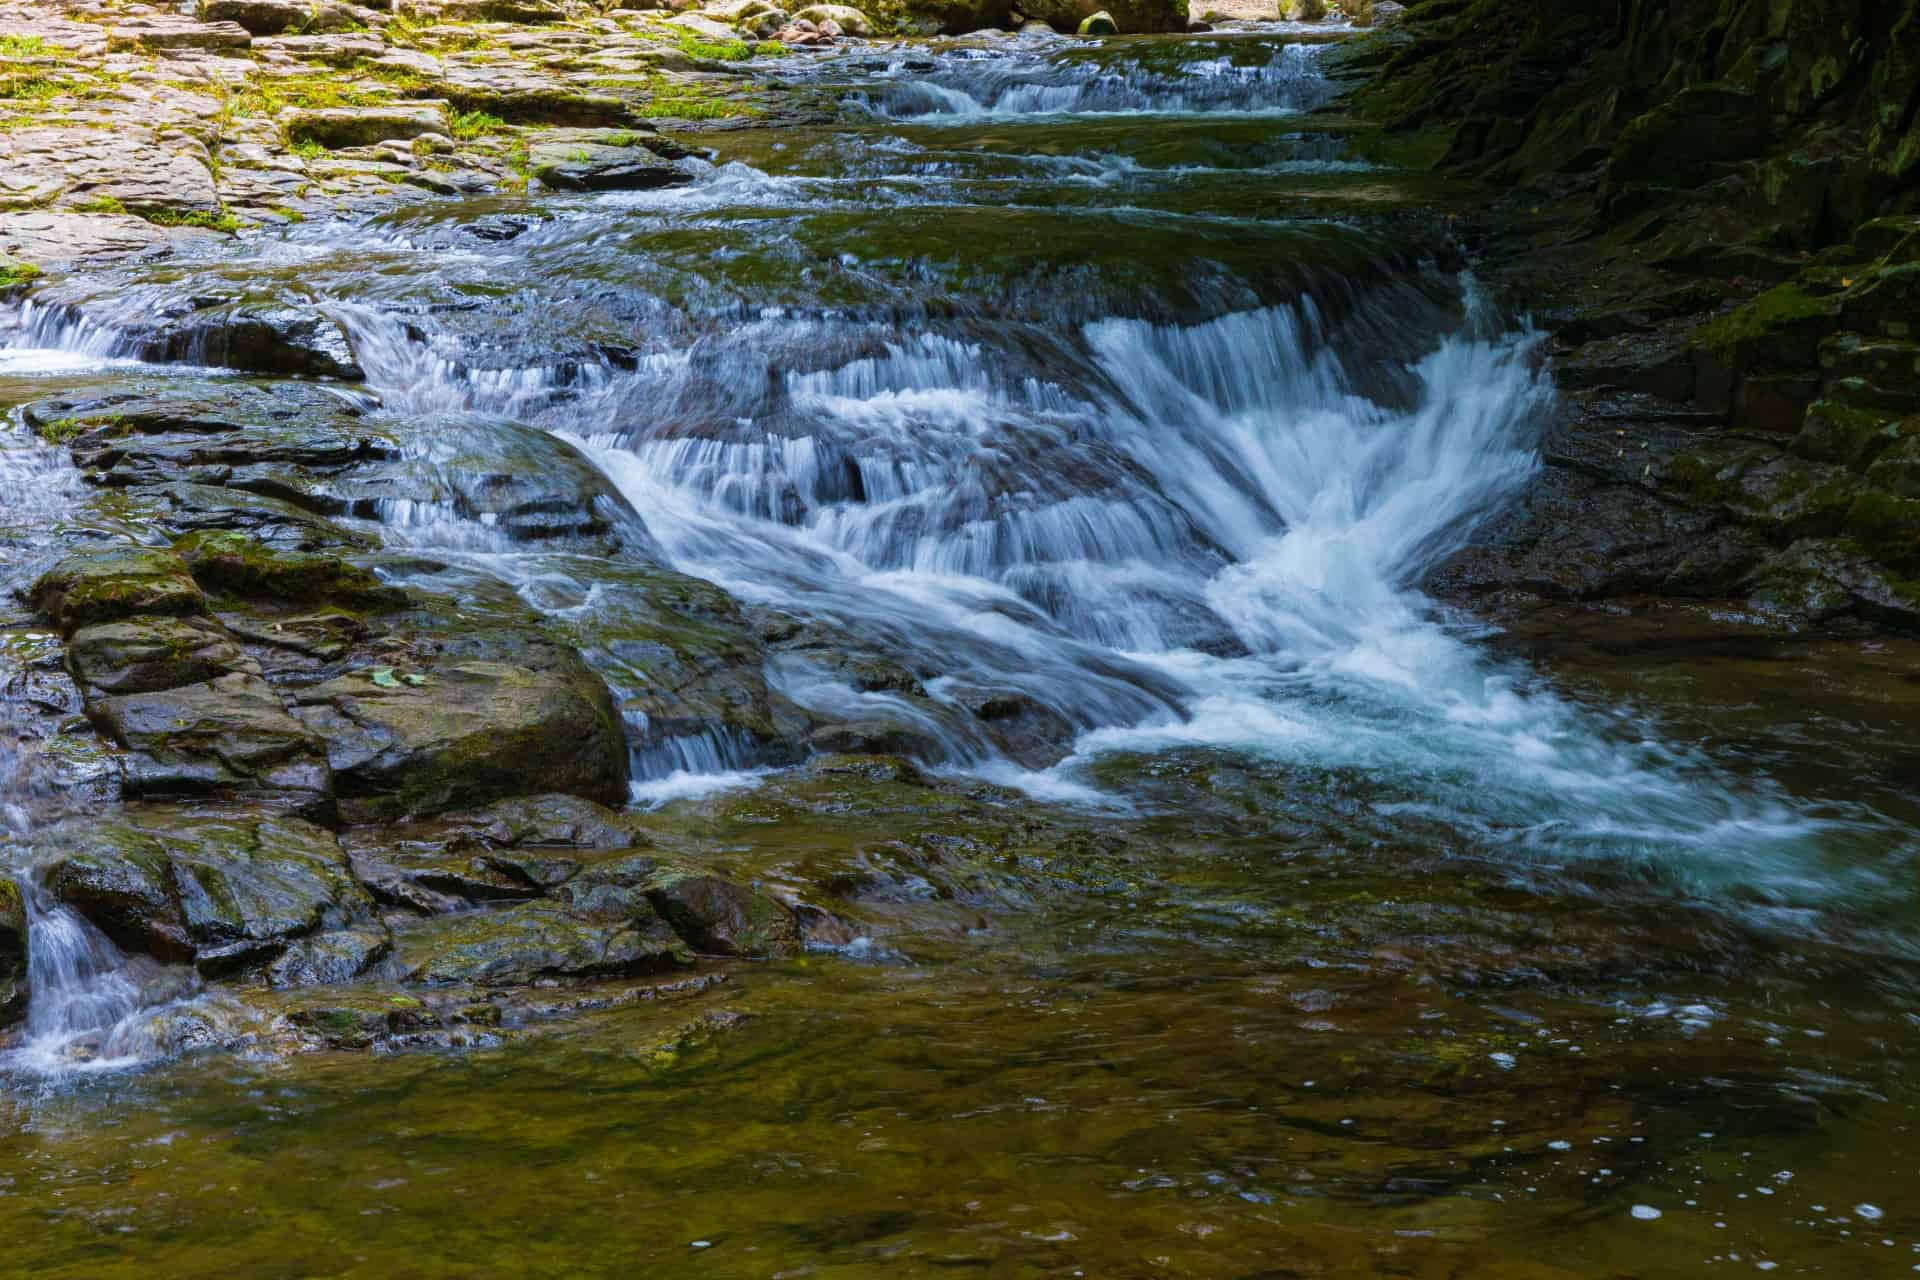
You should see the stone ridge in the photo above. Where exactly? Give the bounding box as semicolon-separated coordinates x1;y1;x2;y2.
0;0;1192;272
1333;0;1920;634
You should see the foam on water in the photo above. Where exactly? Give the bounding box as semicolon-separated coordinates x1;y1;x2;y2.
853;40;1337;120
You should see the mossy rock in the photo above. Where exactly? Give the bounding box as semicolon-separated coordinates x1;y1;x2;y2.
0;878;25;1026
30;547;208;636
1690;282;1841;372
643;869;800;958
174;529;406;611
392;898;691;986
1792;400;1911;469
39;807;374;972
291;649;629;823
65;616;257;696
1843;491;1920;573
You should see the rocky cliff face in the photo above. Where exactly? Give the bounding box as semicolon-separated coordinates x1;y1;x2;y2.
1340;0;1920;632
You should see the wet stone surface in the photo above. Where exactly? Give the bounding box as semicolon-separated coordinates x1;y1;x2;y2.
0;10;1917;1280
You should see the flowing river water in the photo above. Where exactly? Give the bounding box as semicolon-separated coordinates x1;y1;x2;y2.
3;27;1920;1278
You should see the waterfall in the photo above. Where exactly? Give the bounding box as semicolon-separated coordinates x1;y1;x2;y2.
851;40;1340;118
3;888;181;1077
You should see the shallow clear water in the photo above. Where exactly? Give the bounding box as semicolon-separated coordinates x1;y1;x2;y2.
1;30;1918;1278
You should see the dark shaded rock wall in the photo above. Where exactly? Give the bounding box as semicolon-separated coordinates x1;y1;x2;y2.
1338;0;1920;631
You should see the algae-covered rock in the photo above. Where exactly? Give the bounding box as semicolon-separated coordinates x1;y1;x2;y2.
31;547;208;636
0;879;26;1026
90;673;333;814
393;898;691;985
174;530;404;611
527;139;694;192
290;648;629;822
1077;9;1115;33
644;870;800;958
66;617;258;697
265;925;394;988
39;807;375;972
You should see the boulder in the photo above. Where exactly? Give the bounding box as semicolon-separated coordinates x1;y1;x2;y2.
39;808;373;971
66;617;258;696
31;548;208;636
702;0;780;17
199;0;374;34
280;106;451;150
667;12;748;39
174;530;404;611
1077;8;1115;32
1006;0;1181;34
89;673;334;813
644;870;800;958
1281;0;1325;18
789;3;873;34
265;925;394;988
527;138;695;192
289;646;629;822
392;898;690;985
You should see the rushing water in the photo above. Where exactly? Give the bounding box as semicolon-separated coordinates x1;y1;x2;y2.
1;29;1919;1278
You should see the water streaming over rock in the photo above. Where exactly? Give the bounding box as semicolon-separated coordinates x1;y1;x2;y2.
0;30;1909;937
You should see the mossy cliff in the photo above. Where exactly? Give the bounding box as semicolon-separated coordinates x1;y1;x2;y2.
1338;0;1920;632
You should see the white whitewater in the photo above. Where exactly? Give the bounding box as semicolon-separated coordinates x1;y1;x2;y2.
0;29;1896;930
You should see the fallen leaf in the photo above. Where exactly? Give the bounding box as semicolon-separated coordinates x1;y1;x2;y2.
370;666;401;689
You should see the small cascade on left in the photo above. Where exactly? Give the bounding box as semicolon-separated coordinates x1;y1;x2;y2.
4;883;185;1077
0;393;189;1081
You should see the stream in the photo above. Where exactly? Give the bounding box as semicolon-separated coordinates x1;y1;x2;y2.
2;27;1919;1278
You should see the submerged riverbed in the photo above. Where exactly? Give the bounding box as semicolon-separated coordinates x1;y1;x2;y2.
2;27;1919;1279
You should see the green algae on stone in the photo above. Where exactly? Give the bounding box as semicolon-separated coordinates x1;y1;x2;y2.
30;546;209;635
173;529;405;610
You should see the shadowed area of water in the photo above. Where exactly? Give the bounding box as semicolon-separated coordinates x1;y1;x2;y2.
0;28;1917;1279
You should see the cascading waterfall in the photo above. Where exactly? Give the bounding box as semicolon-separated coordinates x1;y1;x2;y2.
0;27;1900;928
5;888;181;1076
852;40;1340;118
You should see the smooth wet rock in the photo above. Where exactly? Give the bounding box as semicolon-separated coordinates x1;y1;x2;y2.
40;808;374;972
66;617;258;696
644;870;800;958
265;925;394;988
290;647;628;822
527;137;695;192
90;673;333;813
393;898;691;985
